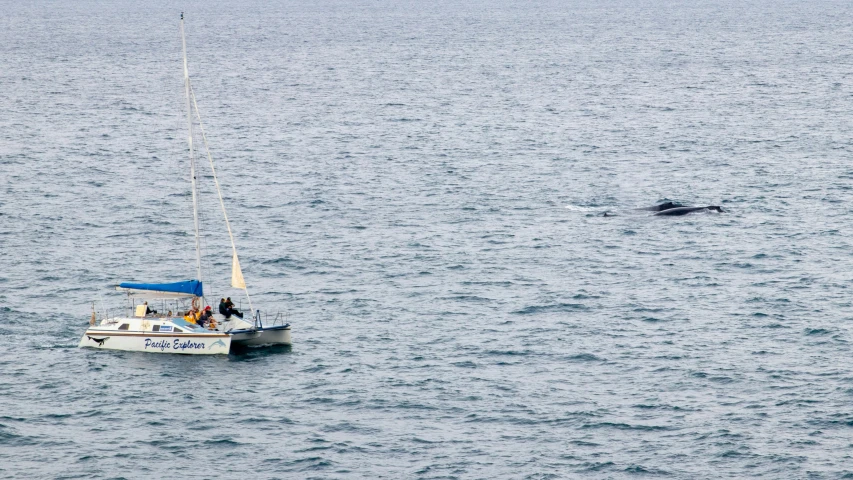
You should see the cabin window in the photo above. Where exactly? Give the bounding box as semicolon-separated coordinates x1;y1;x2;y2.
118;324;129;330
152;325;160;332
174;328;183;333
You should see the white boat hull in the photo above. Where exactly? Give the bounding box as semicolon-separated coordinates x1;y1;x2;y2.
230;325;291;346
80;19;294;358
79;329;231;355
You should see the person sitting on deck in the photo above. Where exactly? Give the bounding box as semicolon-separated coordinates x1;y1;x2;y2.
219;297;243;319
198;306;213;327
184;307;199;324
144;301;156;315
224;297;243;319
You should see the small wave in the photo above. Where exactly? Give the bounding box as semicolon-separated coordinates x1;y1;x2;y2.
0;429;38;446
203;438;245;447
441;295;492;303
294;445;333;453
632;404;689;411
452;360;477;368
262;257;304;268
485;349;531;356
513;303;588;314
306;397;335;404
566;353;603;362
564;205;599;212
709;376;735;383
569;440;600;447
572;293;600;300
411;437;439;444
461;281;513;286
580;461;616;472
394;401;439;411
42;413;71;419
236;416;273;425
318;289;358;295
301;365;329;373
633;307;666;313
582;422;669;431
625;464;671;475
284;456;334;469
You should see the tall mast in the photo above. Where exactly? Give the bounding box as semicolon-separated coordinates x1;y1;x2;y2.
181;13;204;287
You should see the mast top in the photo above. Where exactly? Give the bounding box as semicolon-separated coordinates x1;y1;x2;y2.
180;12;204;291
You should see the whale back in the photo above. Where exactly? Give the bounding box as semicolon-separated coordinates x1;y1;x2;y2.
654;206;724;216
636;201;685;212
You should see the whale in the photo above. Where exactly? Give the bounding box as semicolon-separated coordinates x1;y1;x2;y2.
654;206;724;216
635;202;685;212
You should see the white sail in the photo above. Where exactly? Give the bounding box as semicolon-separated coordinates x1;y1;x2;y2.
231;251;246;289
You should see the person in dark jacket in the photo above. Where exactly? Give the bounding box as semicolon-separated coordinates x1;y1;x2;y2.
224;297;243;319
199;306;213;327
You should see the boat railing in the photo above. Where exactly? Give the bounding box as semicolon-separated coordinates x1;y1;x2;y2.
263;311;290;327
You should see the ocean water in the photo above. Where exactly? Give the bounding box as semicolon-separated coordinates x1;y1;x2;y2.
2;0;853;478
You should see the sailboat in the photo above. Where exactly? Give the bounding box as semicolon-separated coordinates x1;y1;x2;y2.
78;14;291;354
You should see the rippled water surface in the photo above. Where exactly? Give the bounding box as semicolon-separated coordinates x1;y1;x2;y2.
3;0;853;478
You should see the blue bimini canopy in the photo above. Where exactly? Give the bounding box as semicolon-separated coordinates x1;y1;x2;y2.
116;280;203;299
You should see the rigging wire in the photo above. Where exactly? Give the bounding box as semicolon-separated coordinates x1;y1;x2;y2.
189;83;256;319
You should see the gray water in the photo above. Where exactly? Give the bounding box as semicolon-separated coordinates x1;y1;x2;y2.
2;0;853;478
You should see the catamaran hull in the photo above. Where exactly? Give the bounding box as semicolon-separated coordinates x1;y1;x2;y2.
79;330;231;355
230;326;291;346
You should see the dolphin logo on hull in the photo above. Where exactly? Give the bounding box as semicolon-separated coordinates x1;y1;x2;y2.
87;336;109;347
209;339;227;350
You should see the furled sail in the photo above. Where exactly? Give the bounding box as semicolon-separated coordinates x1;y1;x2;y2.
117;280;203;298
231;251;246;289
